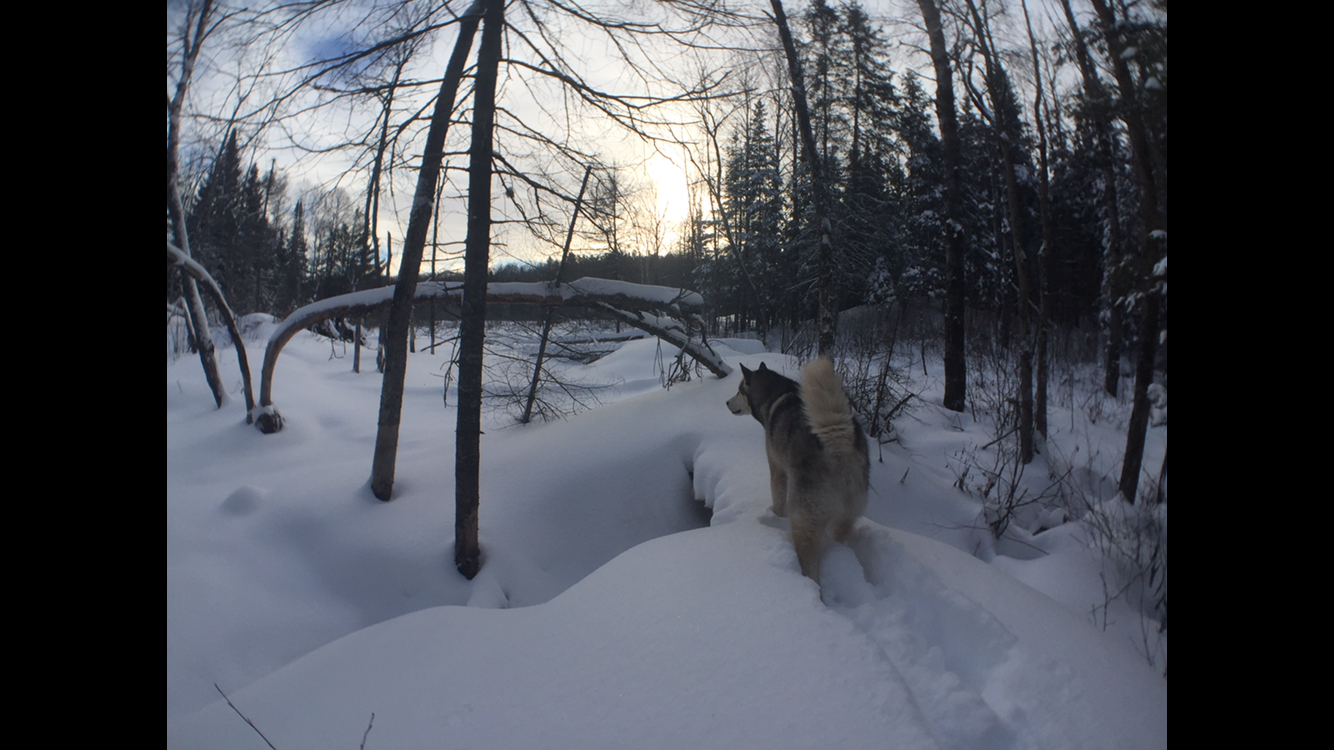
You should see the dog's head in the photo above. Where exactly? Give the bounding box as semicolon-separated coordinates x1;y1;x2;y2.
726;362;764;416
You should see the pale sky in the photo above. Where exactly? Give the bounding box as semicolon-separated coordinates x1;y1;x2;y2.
172;0;1070;276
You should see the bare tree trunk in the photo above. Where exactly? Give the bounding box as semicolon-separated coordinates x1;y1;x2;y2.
523;165;591;425
1088;0;1166;503
254;277;714;431
1059;0;1125;397
914;0;967;412
167;0;226;409
170;201;227;409
1119;291;1159;501
364;59;403;279
1022;0;1052;441
370;7;483;501
167;243;257;418
769;0;837;356
964;0;1032;464
454;0;504;579
430;167;446;355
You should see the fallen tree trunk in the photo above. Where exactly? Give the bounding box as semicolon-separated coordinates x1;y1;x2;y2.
590;303;730;378
252;277;723;433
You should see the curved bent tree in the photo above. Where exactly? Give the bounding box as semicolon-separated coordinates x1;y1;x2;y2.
252;277;726;434
167;242;257;419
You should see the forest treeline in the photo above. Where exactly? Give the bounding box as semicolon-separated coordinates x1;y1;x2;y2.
168;0;1166;581
170;0;1164;382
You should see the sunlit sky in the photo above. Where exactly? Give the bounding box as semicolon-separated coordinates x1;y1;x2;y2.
171;0;1069;275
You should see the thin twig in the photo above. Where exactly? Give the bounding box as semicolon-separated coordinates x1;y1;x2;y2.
360;712;375;749
980;424;1018;450
215;684;279;750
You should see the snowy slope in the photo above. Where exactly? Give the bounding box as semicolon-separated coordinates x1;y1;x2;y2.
167;331;1165;748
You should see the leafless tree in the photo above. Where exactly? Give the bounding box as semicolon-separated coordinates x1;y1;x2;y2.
1057;0;1126;398
168;0;230;409
370;4;485;503
523;165;593;425
1020;0;1053;441
913;0;968;412
169;0;266;418
1086;0;1166;503
767;0;837;355
955;0;1035;464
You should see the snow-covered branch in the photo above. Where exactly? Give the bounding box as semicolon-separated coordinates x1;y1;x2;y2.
255;277;726;432
168;242;257;419
590;302;731;378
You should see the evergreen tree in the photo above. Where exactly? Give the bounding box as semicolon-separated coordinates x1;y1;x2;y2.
188;131;245;306
891;71;946;299
274;200;308;312
722;100;786;334
239;163;274;313
838;2;900;304
802;0;848;178
186;130;284;315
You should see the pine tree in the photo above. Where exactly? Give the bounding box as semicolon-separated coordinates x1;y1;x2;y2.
802;0;848;178
187;131;283;315
239;163;273;313
722;100;786;335
275;200;307;312
188;131;245;307
839;2;900;305
892;71;946;299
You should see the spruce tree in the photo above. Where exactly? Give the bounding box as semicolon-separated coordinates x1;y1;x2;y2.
892;71;946;299
188;131;244;304
275;200;307;313
723;100;785;334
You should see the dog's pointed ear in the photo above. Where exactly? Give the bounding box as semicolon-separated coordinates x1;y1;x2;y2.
740;363;752;377
757;362;769;372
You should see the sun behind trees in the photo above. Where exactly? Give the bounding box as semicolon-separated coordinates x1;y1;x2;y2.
168;0;1167;586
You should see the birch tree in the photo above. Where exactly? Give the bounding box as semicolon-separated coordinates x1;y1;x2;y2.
168;0;229;409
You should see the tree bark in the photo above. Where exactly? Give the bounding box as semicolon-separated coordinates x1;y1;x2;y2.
1119;291;1159;501
1022;0;1052;441
369;6;484;501
454;0;504;579
167;0;227;409
963;0;1032;463
1058;0;1125;398
1088;0;1166;502
768;0;837;356
167;243;257;418
914;0;967;412
253;276;715;433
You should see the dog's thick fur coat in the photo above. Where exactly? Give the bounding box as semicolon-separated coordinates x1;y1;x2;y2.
727;359;870;583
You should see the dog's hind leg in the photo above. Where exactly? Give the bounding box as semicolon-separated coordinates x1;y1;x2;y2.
768;460;788;517
830;514;856;545
789;507;828;582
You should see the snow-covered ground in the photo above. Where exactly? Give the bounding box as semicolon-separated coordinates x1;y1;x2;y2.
167;322;1166;749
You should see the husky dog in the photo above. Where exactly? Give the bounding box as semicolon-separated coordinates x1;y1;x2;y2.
727;359;869;583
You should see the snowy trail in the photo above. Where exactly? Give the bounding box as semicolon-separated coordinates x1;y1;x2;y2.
818;518;1165;750
823;529;1014;750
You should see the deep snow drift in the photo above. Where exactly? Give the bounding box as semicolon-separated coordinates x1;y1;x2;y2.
167;324;1165;749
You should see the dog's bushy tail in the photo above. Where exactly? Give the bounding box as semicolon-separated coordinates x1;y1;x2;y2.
801;357;857;455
